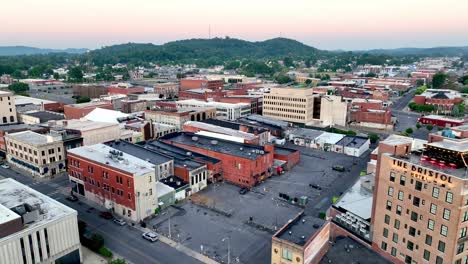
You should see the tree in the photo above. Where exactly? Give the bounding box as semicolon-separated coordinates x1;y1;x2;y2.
405;128;414;134
426;125;434;131
275;74;292;84
68;66;84;82
364;72;377;77
416;123;422;129
431;72;447;89
416;79;425;86
76;96;91;104
53;72;60;80
368;133;379;144
304;79;312;85
415;85;428;95
283;57;294;68
8;82;29;94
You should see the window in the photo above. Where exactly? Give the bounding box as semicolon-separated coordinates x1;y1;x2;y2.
149;188;152;195
407;241;414;251
398;191;404;201
430;203;437;215
457;243;464;254
388;186;394;196
425;235;432;246
441;225;448;237
411;211;418;222
463;212;468;222
435;256;443;264
443;208;451;220
400;175;406;186
413;197;420;207
396;205;402;215
428;219;435;230
423;250;431;261
384;214;390;225
391;247;396;257
415;180;422;191
409;227;416;237
392;233;398;243
460;227;467;239
149;176;152;183
282;249;292;261
381;241;388;251
383;228;388;238
438;241;445;253
390;172;395;182
394;219;400;230
386;200;392;211
446;192;453;204
433;187;440;198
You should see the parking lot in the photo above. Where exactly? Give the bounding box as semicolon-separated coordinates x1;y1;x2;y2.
149;145;369;264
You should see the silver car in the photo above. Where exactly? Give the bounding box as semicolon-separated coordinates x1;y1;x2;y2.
142;231;159;242
113;218;126;226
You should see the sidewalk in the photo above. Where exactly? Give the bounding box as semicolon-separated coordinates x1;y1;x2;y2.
81;246;131;264
133;224;219;264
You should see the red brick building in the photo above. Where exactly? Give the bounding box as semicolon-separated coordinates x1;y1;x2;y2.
108;86;145;95
418;115;467;128
160;132;274;187
64;102;114;119
273;147;300;171
68;144;158;222
219;96;261;114
180;78;224;91
413;89;463;114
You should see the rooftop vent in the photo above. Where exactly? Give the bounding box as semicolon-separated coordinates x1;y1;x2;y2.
186;152;192;156
240;147;243;151
211;140;218;145
288;231;292;235
301;236;305;239
192;136;198;141
302;219;306;223
170;177;174;182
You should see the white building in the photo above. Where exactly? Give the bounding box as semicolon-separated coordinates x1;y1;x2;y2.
0;91;17;124
176;99;251;120
0;178;81;264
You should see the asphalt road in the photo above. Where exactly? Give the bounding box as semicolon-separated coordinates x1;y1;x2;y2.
392;88;415;111
0;166;202;264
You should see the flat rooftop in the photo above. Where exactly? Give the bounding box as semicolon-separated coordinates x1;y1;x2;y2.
319;237;391;264
289;128;324;139
6;130;54;145
0;178;75;230
14;95;56;105
334;176;374;220
22;111;65;122
0;123;45;132
66;101;111;108
243;114;289;128
274;146;299;156
160;132;269;160
55;119;118;131
391;153;468;179
185;121;258;140
275;213;326;246
68;144;155;176
105;140;172;165
160;175;189;190
201;118;267;134
142;140;220;166
335;136;369;148
0;203;20;225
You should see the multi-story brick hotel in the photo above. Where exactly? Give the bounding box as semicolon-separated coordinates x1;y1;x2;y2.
372;125;468;264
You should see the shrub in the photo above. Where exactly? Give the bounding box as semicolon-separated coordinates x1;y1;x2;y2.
99;247;113;258
416;123;422;129
426;125;434;131
109;259;126;264
368;133;379;144
405;128;414;134
332;196;339;204
318;212;326;219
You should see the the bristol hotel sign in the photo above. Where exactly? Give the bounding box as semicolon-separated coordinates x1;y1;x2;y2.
393;158;453;184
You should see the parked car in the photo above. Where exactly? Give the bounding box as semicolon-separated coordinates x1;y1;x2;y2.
99;211;113;220
66;195;78;202
332;165;345;172
1;164;10;169
142;231;159;242
239;187;249;195
309;184;322;190
113;218;126;226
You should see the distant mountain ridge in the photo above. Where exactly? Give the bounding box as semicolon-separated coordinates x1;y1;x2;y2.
357;46;468;56
0;46;89;56
80;37;324;65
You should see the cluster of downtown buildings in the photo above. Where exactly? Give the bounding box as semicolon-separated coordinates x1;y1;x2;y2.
0;62;467;264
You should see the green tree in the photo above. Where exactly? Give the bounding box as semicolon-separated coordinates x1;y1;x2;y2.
304;79;312;85
275;74;292;84
283;57;294;68
431;72;447;89
416;79;425;86
405;128;414;134
76;96;91;104
53;72;60;79
8;82;29;94
415;85;428;95
368;133;379;144
99;247;113;258
68;66;84;82
426;125;434;131
12;70;24;79
416;123;422;129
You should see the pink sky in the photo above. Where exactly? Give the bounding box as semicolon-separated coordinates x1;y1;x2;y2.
2;0;468;50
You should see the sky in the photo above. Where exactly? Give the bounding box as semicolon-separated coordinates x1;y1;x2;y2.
2;0;468;50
